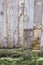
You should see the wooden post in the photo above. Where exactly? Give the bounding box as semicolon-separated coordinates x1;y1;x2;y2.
18;0;24;48
6;0;13;48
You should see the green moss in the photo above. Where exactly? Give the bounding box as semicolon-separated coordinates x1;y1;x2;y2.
0;49;23;57
0;57;23;65
36;58;43;65
38;61;43;65
0;49;43;65
32;50;40;60
0;58;32;65
17;60;31;65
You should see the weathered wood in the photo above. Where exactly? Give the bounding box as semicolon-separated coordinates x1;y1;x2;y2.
0;0;43;49
18;0;24;48
11;0;19;47
6;0;13;48
24;0;34;29
24;29;33;49
41;8;43;48
41;31;43;47
34;0;42;28
0;0;7;48
42;6;43;30
34;29;41;39
33;0;42;50
23;0;34;49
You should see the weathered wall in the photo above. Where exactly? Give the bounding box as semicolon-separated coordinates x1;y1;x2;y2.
0;0;7;48
0;0;34;48
24;0;34;49
34;0;42;28
0;0;43;49
18;0;24;48
24;29;33;49
34;0;42;39
41;4;43;48
0;0;19;48
24;0;34;29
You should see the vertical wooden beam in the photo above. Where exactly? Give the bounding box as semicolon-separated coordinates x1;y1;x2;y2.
6;0;13;48
18;0;24;48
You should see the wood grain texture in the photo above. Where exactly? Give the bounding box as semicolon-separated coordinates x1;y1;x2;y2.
18;0;24;48
34;0;42;28
0;0;42;49
24;0;34;29
0;0;7;48
6;0;13;48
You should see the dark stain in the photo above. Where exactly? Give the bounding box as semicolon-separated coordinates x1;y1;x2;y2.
1;11;4;15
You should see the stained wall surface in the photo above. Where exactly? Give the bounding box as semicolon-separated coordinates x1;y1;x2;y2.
0;0;43;49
